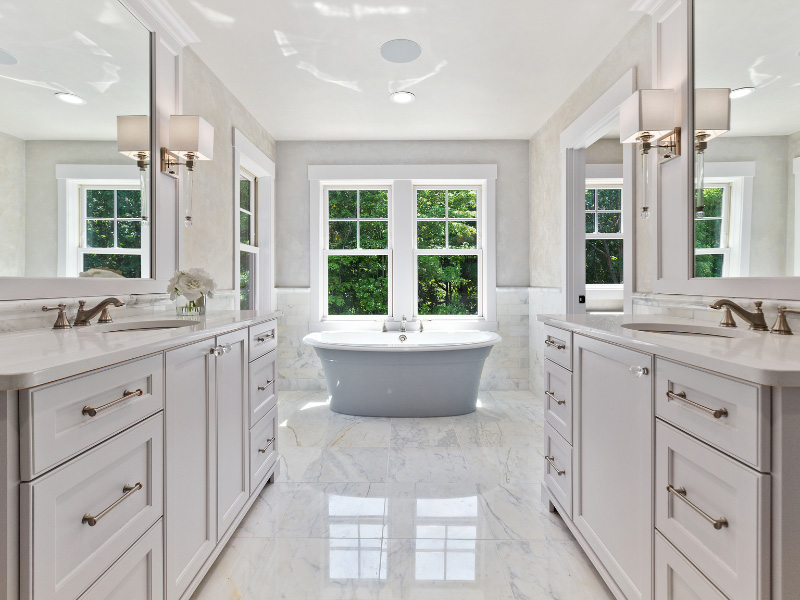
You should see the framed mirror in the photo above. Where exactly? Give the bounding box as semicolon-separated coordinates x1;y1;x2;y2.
0;0;153;282
693;0;800;279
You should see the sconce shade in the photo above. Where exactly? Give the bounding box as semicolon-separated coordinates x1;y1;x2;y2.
169;115;214;160
620;89;675;143
117;115;150;158
695;88;731;140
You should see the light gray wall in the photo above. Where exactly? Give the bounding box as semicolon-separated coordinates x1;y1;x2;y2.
24;140;128;277
787;131;800;274
0;132;26;277
705;135;789;277
181;48;276;290
274;140;530;288
586;138;623;165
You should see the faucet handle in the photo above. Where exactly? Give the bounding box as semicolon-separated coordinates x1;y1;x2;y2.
42;304;72;329
771;306;800;335
718;306;737;328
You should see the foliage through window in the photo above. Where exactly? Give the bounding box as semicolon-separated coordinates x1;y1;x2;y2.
240;170;258;309
694;185;729;278
80;186;145;278
416;188;480;316
585;185;623;285
325;188;390;316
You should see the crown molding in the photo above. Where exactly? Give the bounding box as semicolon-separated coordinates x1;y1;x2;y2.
630;0;671;15
125;0;200;47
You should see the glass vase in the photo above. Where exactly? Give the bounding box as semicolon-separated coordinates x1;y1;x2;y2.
176;293;206;316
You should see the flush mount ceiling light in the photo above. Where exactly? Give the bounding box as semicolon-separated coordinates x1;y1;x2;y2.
0;48;18;65
729;86;755;99
390;91;416;104
54;92;86;105
381;39;421;63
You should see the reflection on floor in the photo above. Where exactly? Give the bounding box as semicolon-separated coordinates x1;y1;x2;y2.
190;390;614;600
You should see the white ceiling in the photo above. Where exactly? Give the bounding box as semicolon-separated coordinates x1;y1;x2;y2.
696;0;800;137
169;0;642;140
0;0;150;141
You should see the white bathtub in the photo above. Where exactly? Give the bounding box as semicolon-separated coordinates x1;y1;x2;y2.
303;330;501;417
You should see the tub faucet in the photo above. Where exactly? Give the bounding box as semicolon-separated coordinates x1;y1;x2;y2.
400;315;407;332
709;299;769;331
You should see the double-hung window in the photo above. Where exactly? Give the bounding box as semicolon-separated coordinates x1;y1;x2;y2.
415;187;480;316
584;183;623;286
694;184;730;278
324;187;391;317
239;169;258;309
311;165;497;330
80;185;148;278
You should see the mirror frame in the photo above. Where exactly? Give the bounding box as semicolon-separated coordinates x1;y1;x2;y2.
650;0;800;299
0;0;187;301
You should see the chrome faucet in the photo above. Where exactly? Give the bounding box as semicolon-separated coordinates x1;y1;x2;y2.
709;299;769;331
400;315;407;333
73;298;125;326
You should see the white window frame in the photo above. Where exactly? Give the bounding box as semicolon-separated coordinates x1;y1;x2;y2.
323;185;393;320
414;185;483;320
238;167;259;310
694;181;732;277
233;129;276;311
309;165;497;331
584;175;624;311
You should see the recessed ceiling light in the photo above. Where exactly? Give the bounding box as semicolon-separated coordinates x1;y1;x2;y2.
55;92;87;105
381;39;421;63
390;91;416;104
0;48;18;65
729;87;755;99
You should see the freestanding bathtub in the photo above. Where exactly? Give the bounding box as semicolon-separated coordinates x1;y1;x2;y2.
302;330;501;417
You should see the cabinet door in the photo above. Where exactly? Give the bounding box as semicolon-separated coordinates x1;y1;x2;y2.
165;338;217;600
216;328;250;539
573;334;653;600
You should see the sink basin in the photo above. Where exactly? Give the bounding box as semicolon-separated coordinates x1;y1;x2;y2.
93;320;200;333
621;322;761;339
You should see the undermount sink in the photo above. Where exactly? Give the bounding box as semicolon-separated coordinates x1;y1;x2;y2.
621;322;762;339
93;320;200;333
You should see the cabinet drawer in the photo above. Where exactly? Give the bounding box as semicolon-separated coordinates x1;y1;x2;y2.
21;354;164;480
656;358;769;471
249;320;277;362
543;324;572;371
78;520;163;600
249;350;277;428
22;414;163;600
655;532;727;600
544;359;572;444
656;421;769;600
250;405;278;490
543;421;572;518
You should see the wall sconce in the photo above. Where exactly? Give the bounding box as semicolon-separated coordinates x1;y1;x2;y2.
620;89;680;220
117;115;151;224
694;88;731;217
161;115;215;227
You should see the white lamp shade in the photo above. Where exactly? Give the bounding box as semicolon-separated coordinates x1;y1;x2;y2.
620;89;675;143
117;115;150;158
169;115;214;160
695;88;731;140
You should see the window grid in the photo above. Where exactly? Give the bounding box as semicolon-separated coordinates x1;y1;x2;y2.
239;169;259;310
694;184;731;278
584;183;623;287
585;184;623;241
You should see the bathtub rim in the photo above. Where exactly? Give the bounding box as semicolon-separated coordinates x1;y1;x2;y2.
302;330;502;352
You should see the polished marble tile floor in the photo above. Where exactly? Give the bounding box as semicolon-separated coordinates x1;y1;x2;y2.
191;390;614;600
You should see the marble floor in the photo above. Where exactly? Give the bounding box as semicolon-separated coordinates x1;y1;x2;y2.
191;390;614;600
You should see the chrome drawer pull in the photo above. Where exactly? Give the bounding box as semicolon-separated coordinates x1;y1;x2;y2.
83;389;143;417
258;379;275;391
545;455;565;476
545;391;565;405
666;391;728;419
545;339;566;350
256;332;275;343
258;437;275;453
82;482;143;527
667;485;728;530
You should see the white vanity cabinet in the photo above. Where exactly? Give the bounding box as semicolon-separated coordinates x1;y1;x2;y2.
2;314;281;600
540;317;800;600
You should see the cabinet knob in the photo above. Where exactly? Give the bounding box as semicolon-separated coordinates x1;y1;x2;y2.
210;346;223;357
629;365;649;377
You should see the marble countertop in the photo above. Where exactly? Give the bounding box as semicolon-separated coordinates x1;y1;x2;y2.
539;313;800;387
0;310;281;391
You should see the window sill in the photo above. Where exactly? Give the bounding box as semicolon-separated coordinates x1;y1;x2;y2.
309;319;499;332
